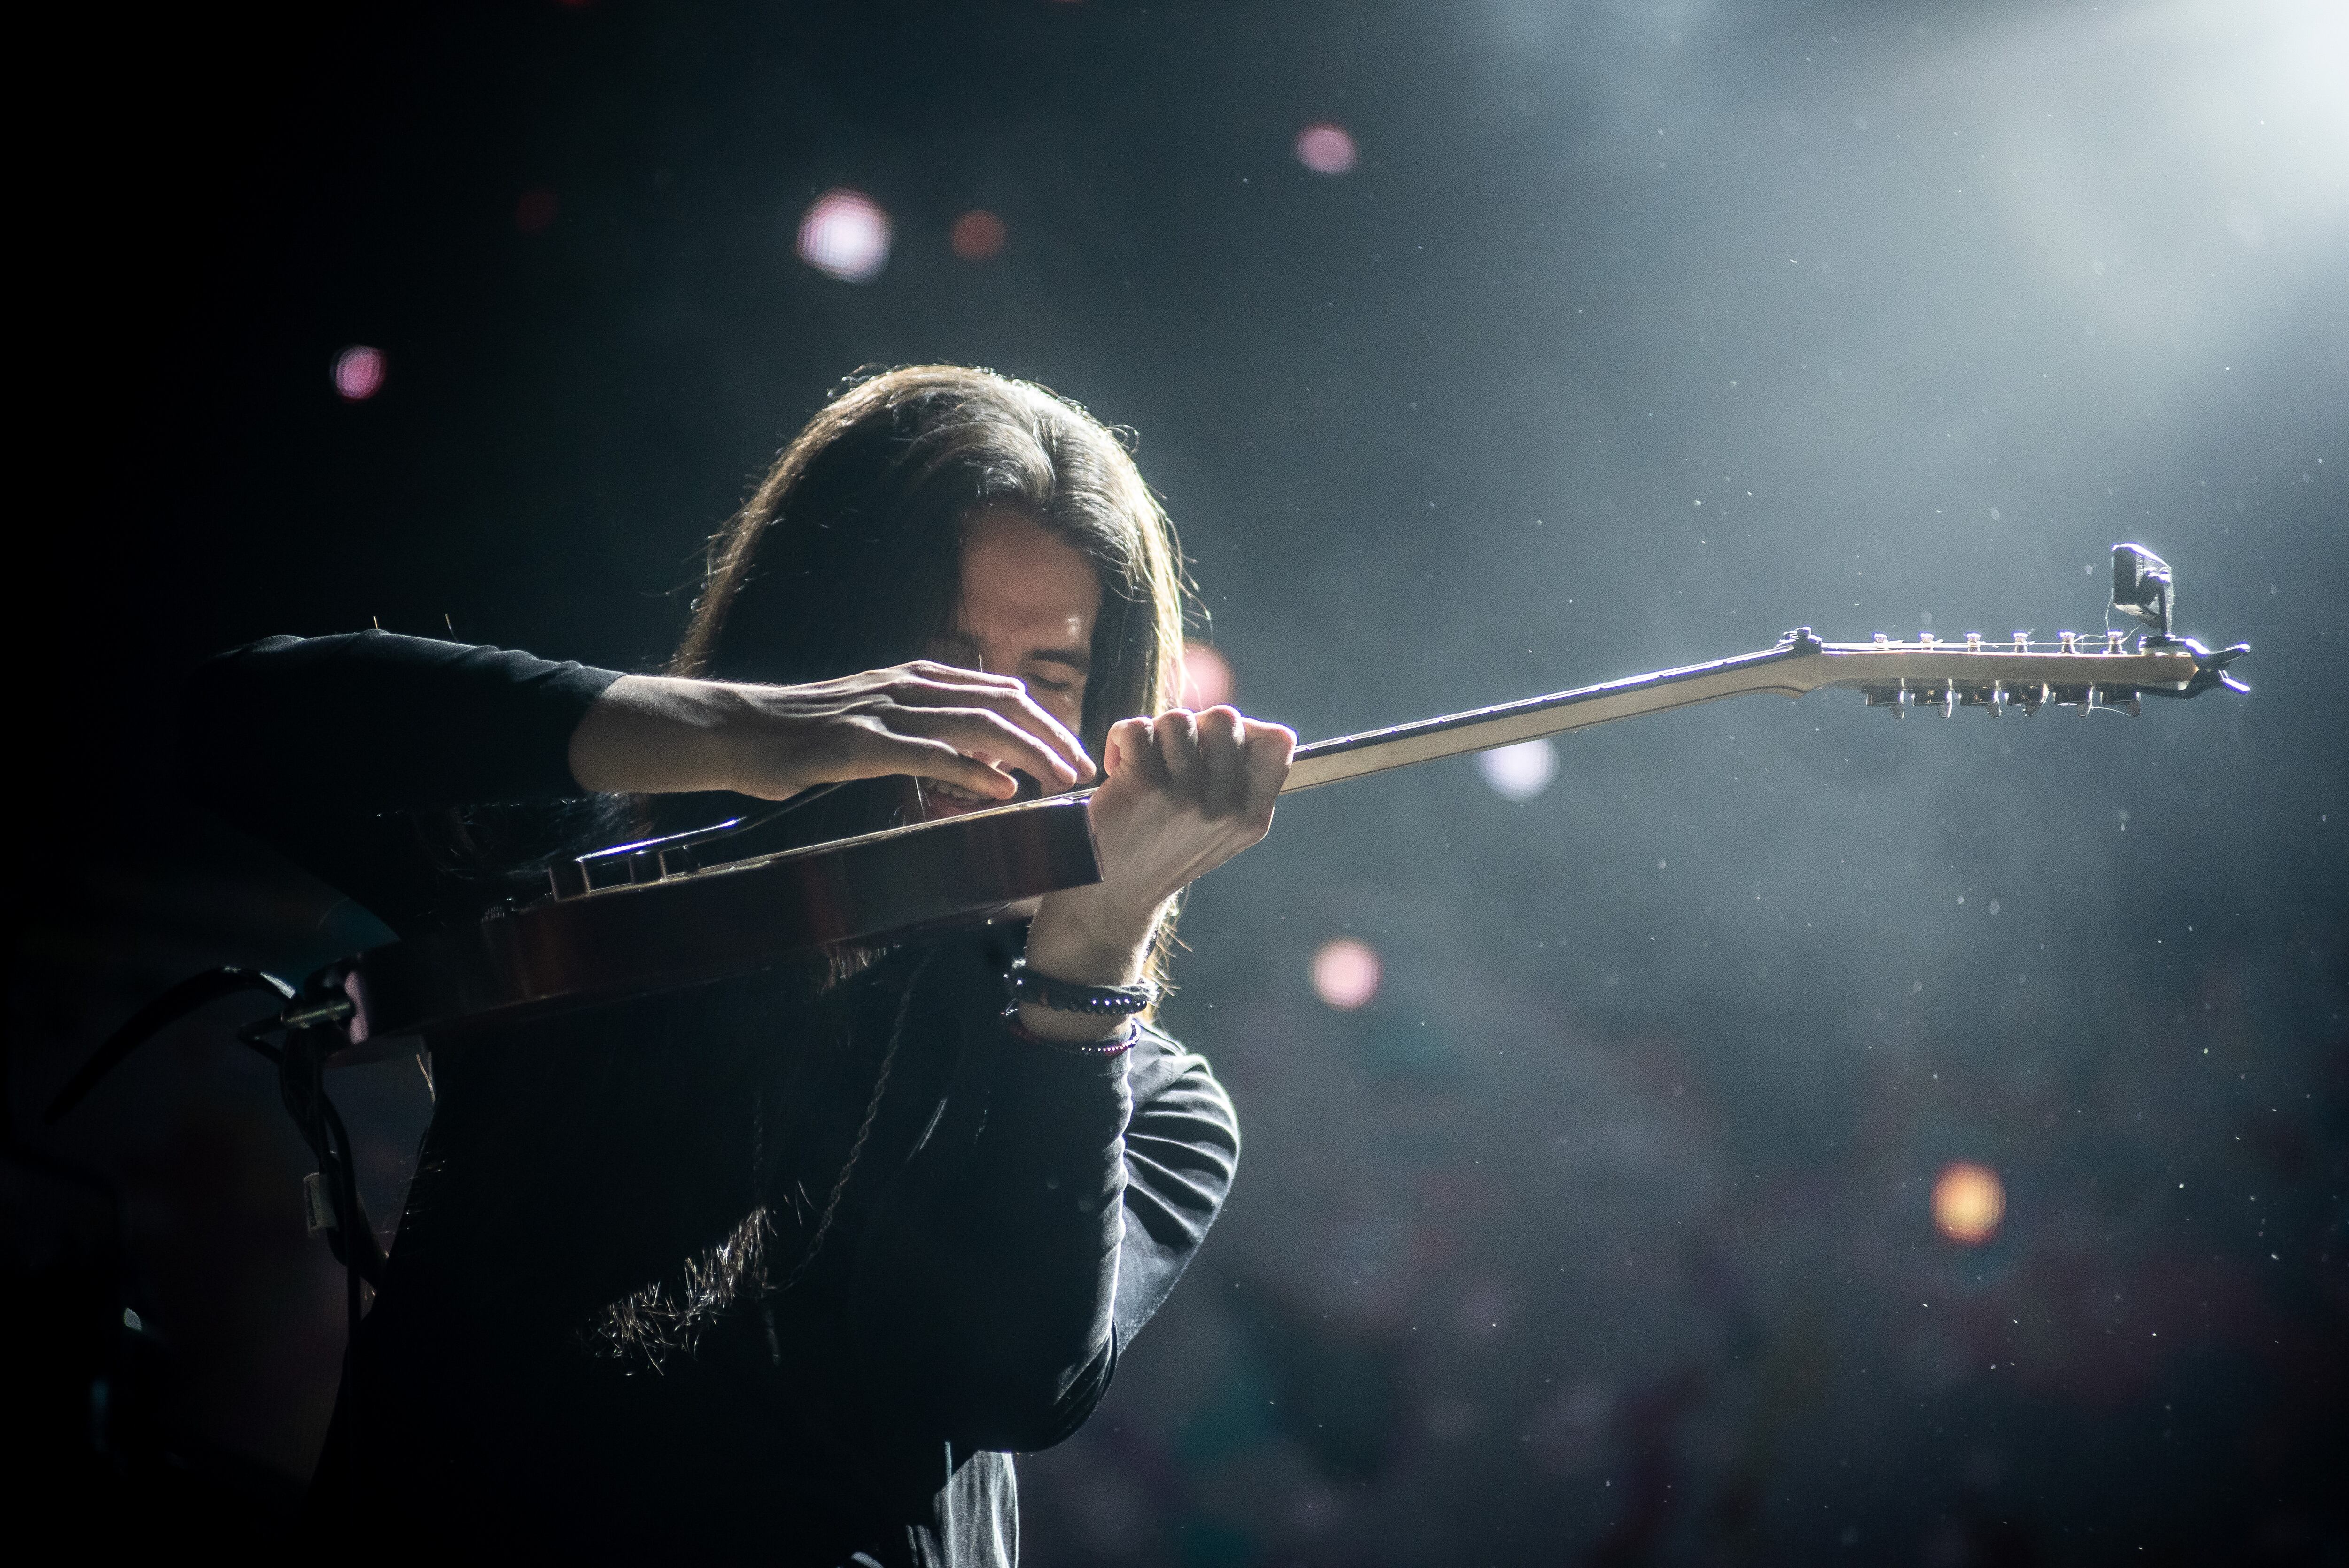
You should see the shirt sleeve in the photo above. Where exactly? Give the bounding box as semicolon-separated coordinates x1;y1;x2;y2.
175;631;626;931
1112;1032;1242;1339
180;631;623;814
845;1020;1240;1459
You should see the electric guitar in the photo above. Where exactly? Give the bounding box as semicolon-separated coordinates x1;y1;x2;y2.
300;543;2247;1056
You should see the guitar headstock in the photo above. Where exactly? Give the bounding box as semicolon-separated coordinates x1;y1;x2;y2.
1780;543;2249;717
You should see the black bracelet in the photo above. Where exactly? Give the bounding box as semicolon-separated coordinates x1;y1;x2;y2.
1002;1008;1136;1056
1007;959;1160;1017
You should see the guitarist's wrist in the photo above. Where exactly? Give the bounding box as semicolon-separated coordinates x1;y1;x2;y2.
1024;885;1165;989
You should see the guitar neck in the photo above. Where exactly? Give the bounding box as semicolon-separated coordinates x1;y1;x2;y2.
1283;640;1819;792
1278;628;2232;791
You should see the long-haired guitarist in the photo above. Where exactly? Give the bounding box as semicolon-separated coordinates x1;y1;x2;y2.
181;365;1295;1560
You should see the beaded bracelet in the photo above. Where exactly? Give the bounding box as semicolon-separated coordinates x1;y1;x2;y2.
1006;958;1160;1017
1002;1007;1137;1056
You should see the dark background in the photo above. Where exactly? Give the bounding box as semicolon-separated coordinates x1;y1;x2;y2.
9;0;2345;1560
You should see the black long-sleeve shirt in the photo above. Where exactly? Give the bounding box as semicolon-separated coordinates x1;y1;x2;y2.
179;633;1239;1565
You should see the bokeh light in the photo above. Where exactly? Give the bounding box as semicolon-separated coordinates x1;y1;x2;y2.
332;346;385;401
950;210;1006;261
1932;1161;2007;1245
1178;641;1234;709
1311;937;1381;1011
514;187;559;233
796;188;892;282
1294;123;1358;176
1477;737;1558;802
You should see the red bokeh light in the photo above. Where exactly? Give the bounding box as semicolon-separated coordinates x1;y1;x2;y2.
515;188;559;233
951;210;1006;261
332;346;385;401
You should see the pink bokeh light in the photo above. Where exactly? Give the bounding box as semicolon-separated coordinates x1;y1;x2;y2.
1311;938;1382;1011
333;346;385;401
1294;123;1359;176
1178;641;1234;709
796;189;893;282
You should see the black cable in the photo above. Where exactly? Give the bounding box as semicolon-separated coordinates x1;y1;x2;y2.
45;967;295;1123
51;966;383;1429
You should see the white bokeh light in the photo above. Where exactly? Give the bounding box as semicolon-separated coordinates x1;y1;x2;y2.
1311;938;1381;1011
1293;123;1358;176
1477;737;1557;801
796;189;893;282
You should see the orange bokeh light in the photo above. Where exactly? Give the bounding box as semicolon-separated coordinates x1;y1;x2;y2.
1932;1161;2006;1245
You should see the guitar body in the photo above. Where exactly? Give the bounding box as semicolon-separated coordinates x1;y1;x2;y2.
338;794;1098;1055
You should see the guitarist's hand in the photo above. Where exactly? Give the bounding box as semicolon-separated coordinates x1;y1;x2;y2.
567;664;1095;800
1020;706;1294;1040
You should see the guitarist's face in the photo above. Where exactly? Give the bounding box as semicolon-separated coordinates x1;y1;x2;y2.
923;504;1102;817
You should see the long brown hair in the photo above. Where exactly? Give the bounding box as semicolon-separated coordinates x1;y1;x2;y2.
581;368;1197;1364
677;365;1190;757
